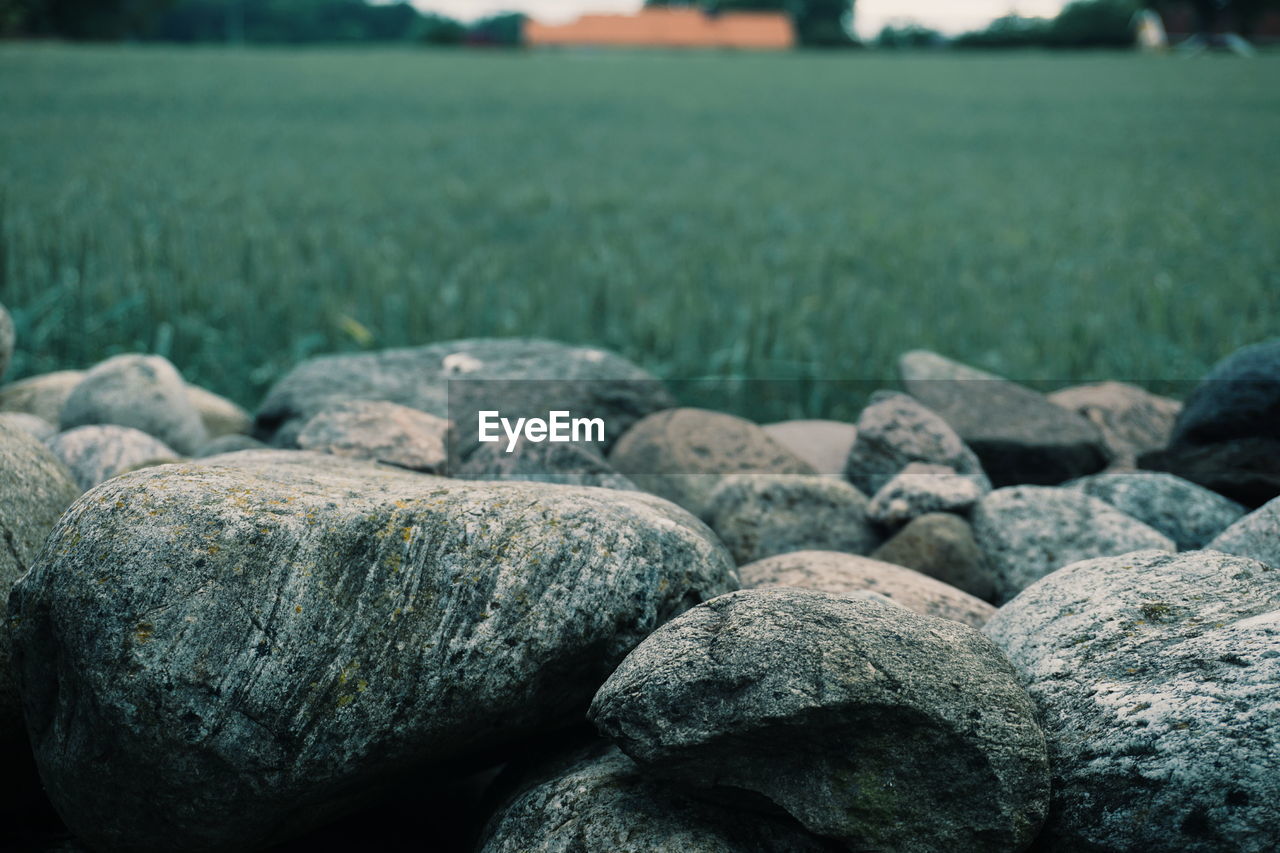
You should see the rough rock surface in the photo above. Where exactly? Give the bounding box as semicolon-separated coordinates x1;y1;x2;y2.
1141;437;1280;509
479;745;831;853
972;485;1174;603
194;434;268;458
1048;381;1181;468
60;354;207;454
186;384;251;439
0;412;56;442
0;370;85;424
295;399;450;473
761;420;857;477
609;408;814;517
738;549;994;627
253;338;672;453
844;391;988;496
703;475;877;564
45;424;181;491
867;462;985;526
8;452;736;852
589;588;1048;852
1209;496;1280;568
0;423;80;738
1066;471;1245;550
871;512;996;601
456;436;636;490
900;350;1107;487
985;550;1280;853
1170;338;1280;448
0;302;12;381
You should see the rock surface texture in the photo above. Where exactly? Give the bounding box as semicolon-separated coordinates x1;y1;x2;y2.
186;384;252;439
589;588;1049;852
60;354;207;454
761;419;857;477
985;550;1280;853
0;411;56;442
0;370;86;424
1066;471;1245;550
870;512;995;601
295;399;450;473
1169;338;1280;448
8;452;736;852
45;424;180;491
0;302;12;381
1208;496;1280;568
866;461;985;526
1048;381;1181;469
456;436;637;490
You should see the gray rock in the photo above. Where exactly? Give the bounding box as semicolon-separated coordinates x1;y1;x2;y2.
1049;381;1181;469
1170;338;1280;449
1066;470;1246;550
844;391;989;496
185;384;251;439
60;354;207;454
984;550;1280;853
0;423;80;739
900;350;1107;487
253;338;672;454
1209;496;1280;568
738;549;995;627
609;408;814;517
480;744;830;853
295;399;450;473
761;419;857;477
0;302;12;381
8;452;736;852
0;370;85;424
46;424;181;491
457;436;637;490
703;474;877;564
867;462;986;526
871;512;996;601
193;433;268;458
972;485;1174;603
1140;436;1280;509
589;588;1049;852
0;412;56;442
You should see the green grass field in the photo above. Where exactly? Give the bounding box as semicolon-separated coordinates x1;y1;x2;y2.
1;45;1277;421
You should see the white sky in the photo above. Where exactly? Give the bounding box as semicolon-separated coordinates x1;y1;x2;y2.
409;0;1068;37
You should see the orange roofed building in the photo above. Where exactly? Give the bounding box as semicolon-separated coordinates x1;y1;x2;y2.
525;7;795;49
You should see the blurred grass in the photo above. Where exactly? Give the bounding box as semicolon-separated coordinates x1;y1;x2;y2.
0;45;1277;422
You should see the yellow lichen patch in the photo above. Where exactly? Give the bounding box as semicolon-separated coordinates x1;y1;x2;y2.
356;679;368;693
336;694;354;707
134;622;155;644
337;661;360;685
401;526;413;543
295;605;303;613
207;545;221;556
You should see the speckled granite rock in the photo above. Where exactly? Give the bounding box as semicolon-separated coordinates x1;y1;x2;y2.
295;399;450;473
985;550;1280;853
589;588;1048;852
762;420;857;477
1141;436;1280;509
186;384;251;439
1209;496;1280;568
457;436;637;490
0;412;56;442
866;462;985;526
1066;470;1245;550
1048;381;1181;469
1169;339;1280;449
871;513;996;601
60;354;207;454
8;452;736;852
45;424;180;491
0;370;85;424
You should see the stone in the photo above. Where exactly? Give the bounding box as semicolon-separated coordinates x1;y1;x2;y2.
1048;381;1181;469
45;425;181;491
8;452;736;852
1066;470;1246;550
0;412;56;442
866;462;985;526
0;302;12;381
0;370;85;424
253;338;672;454
1170;338;1280;448
185;384;251;439
900;350;1107;486
589;588;1049;852
456;436;637;490
738;549;995;627
295;399;450;473
972;486;1174;603
703;474;877;564
0;423;80;740
1141;437;1280;509
193;434;268;457
609;408;814;517
844;391;988;496
60;354;207;454
871;513;996;601
479;744;830;853
761;419;857;476
1209;496;1280;568
985;550;1280;853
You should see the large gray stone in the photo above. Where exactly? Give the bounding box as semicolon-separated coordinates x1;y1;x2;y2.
295;399;450;473
871;512;996;601
1209;496;1280;568
60;354;207;455
8;452;736;852
738;549;995;627
0;370;85;424
985;550;1280;853
0;412;56;443
1048;381;1181;469
844;391;988;496
762;419;857;477
456;436;637;491
703;474;877;564
1066;470;1246;550
45;424;180;491
900;350;1107;487
972;485;1174;603
0;302;12;381
1170;338;1280;449
589;588;1048;852
479;744;830;853
185;384;251;439
866;462;986;526
1141;436;1280;509
609;408;814;518
253;338;672;454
